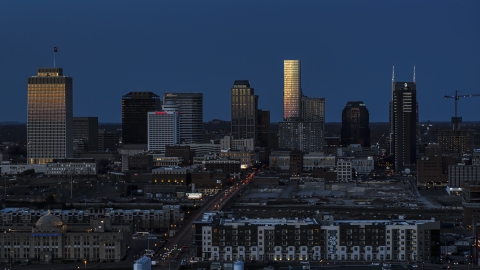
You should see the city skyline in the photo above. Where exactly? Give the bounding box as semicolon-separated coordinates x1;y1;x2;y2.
1;1;479;123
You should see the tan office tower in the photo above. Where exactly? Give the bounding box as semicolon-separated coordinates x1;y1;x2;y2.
283;60;301;120
27;68;73;164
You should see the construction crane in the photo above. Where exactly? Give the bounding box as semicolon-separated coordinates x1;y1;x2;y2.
444;90;480;130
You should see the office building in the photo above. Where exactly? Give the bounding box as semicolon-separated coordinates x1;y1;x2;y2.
164;93;203;143
284;60;301;120
98;130;119;152
390;73;417;172
341;101;370;147
147;101;180;153
122;92;161;145
73;117;98;151
27;68;73;164
257;110;270;148
231;80;258;140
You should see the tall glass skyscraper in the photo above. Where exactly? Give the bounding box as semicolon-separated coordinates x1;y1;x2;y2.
27;68;73;164
283;60;301;120
231;80;258;140
163;93;203;143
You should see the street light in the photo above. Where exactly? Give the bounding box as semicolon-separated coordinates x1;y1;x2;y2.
84;259;87;269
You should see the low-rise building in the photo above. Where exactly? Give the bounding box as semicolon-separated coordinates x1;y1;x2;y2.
46;158;97;176
337;159;352;181
0;210;128;263
193;213;440;263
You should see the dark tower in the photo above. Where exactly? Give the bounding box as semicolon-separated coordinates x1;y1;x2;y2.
341;101;370;147
122;92;161;145
257;110;270;148
390;79;417;172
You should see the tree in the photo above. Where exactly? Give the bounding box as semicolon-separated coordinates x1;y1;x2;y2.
45;194;56;204
20;169;35;176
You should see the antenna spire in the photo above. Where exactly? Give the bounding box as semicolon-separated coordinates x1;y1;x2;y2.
392;65;395;82
413;65;416;83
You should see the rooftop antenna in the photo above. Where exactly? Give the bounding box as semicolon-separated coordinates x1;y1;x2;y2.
413;65;416;83
392;65;395;82
53;46;58;67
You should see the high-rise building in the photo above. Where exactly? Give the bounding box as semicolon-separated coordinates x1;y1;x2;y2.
231;80;258;140
279;61;325;154
147;101;180;153
429;128;474;154
121;92;161;145
390;77;417;172
283;60;301;120
27;68;73;164
163;93;203;143
278;121;324;153
301;96;325;122
257;110;270;149
341;101;370;147
73;117;98;151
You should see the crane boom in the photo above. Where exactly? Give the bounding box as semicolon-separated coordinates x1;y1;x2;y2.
444;90;480;130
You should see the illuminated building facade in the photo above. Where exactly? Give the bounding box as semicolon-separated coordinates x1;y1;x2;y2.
27;68;73;164
231;80;258;140
283;60;301;120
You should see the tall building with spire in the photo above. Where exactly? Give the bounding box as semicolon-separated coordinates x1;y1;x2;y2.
231;80;258;140
389;66;417;172
341;101;370;147
27;68;73;164
283;60;301;120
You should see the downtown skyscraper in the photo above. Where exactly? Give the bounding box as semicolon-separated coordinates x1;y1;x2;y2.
390;69;417;172
231;80;258;140
341;101;370;147
122;92;161;145
147;101;180;153
283;60;301;120
163;93;203;143
279;61;325;153
27;68;73;164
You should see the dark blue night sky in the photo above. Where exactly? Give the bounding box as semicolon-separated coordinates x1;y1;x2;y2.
1;1;479;123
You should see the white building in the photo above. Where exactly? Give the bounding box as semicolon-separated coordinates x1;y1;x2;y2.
147;101;180;153
336;159;352;181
